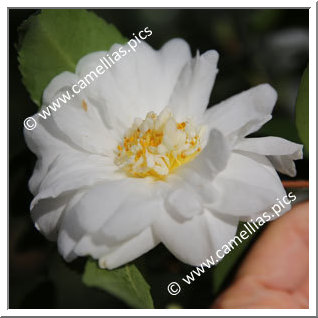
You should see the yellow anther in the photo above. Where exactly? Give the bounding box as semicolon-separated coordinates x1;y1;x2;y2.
82;100;88;112
177;122;186;130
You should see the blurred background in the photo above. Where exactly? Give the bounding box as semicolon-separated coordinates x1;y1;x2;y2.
9;9;309;309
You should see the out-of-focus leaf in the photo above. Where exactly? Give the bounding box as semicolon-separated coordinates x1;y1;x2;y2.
18;9;126;106
295;66;309;154
256;117;301;144
211;222;261;296
82;259;154;309
249;10;280;31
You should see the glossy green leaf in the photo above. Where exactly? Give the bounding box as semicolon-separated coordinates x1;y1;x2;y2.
18;9;126;106
295;66;309;154
82;259;154;309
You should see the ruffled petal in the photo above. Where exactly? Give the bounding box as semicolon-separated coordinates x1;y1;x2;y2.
153;210;238;266
41;71;116;155
42;71;78;105
235;137;303;177
57;179;164;261
75;39;192;135
58;180;134;238
209;152;288;219
205;213;239;254
101;189;164;243
181;129;230;181
99;227;159;269
165;186;202;220
169;50;219;122
53;190;88;261
31;194;71;241
24;120;74;195
203;84;277;137
57;229;78;262
165;129;230;220
31;152;118;209
73;232;113;259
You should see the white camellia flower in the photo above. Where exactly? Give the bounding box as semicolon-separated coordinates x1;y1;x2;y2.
24;39;303;269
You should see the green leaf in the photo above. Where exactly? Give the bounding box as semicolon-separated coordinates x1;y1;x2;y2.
18;9;126;106
211;222;260;296
256;117;301;144
82;259;154;309
295;66;309;154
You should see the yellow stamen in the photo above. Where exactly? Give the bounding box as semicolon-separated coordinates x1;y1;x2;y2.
114;108;206;180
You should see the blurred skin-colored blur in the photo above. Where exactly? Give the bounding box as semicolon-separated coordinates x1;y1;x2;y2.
213;201;309;309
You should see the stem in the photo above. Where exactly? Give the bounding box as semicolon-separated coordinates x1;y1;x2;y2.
282;180;309;188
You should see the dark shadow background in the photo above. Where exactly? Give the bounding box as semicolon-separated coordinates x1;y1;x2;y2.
9;9;309;309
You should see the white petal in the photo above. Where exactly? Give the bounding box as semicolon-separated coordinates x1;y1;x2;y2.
182;129;230;181
268;155;300;177
235;137;303;177
167;172;219;219
101;190;164;243
57;229;78;262
54;190;88;261
203;84;277;137
99;227;159;269
42;72;116;155
73;232;113;259
31;195;70;241
24;120;73;195
59;180;134;238
56;190;91;261
235;136;303;156
205;212;239;255
31;152;118;209
57;178;163;261
210;152;287;218
153;210;238;266
75;39;191;134
169;50;219;122
165;186;202;220
42;71;79;106
164;129;229;220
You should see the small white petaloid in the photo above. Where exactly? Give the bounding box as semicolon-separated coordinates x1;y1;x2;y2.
24;39;303;269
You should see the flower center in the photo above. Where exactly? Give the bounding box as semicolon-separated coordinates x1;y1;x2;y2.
114;108;206;179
